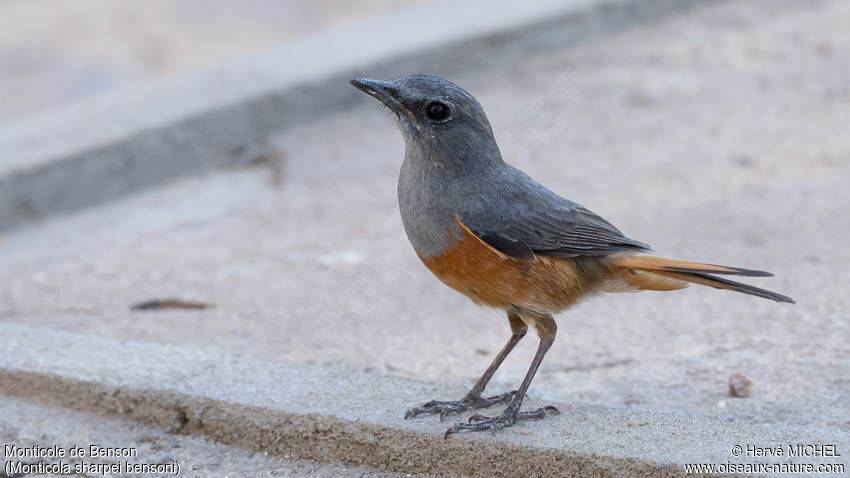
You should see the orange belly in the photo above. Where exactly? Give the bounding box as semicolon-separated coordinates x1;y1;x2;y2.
419;217;615;314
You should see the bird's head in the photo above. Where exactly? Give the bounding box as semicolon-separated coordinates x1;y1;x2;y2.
350;74;501;170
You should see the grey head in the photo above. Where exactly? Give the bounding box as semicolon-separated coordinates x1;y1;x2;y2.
350;74;503;174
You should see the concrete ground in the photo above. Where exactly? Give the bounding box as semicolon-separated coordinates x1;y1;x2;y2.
0;0;418;124
0;0;848;472
4;324;845;476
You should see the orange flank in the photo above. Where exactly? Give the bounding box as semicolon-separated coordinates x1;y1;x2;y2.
420;217;615;314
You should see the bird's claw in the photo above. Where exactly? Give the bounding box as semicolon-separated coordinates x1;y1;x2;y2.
404;390;517;420
444;405;559;438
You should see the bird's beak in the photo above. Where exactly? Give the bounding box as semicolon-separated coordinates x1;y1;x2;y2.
350;78;413;119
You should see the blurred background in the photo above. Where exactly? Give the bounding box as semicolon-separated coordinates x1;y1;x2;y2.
0;0;418;124
1;0;848;447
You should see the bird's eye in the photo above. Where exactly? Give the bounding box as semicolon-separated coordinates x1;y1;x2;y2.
425;102;451;122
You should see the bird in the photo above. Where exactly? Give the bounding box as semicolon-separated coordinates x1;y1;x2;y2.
350;74;794;437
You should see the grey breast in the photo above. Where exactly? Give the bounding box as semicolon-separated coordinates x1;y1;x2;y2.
396;151;468;260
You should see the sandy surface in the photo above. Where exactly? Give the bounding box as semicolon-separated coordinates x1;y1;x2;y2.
0;0;417;124
0;397;408;477
1;0;848;434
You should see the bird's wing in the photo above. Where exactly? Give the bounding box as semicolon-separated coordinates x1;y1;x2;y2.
477;204;651;258
461;168;651;259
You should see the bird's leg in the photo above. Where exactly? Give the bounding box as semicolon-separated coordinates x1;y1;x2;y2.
404;311;527;420
445;312;560;437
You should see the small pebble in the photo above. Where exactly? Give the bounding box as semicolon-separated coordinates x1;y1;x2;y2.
729;372;754;398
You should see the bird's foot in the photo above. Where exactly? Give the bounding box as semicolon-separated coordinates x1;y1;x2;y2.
404;391;517;421
444;405;560;438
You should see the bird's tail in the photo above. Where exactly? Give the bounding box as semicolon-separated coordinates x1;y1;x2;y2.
611;255;795;303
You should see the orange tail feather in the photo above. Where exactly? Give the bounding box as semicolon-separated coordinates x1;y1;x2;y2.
613;255;794;303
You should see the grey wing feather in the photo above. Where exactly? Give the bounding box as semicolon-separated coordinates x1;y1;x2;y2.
463;166;651;258
500;204;651;257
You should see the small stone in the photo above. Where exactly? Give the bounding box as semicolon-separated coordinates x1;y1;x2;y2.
729;372;754;398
